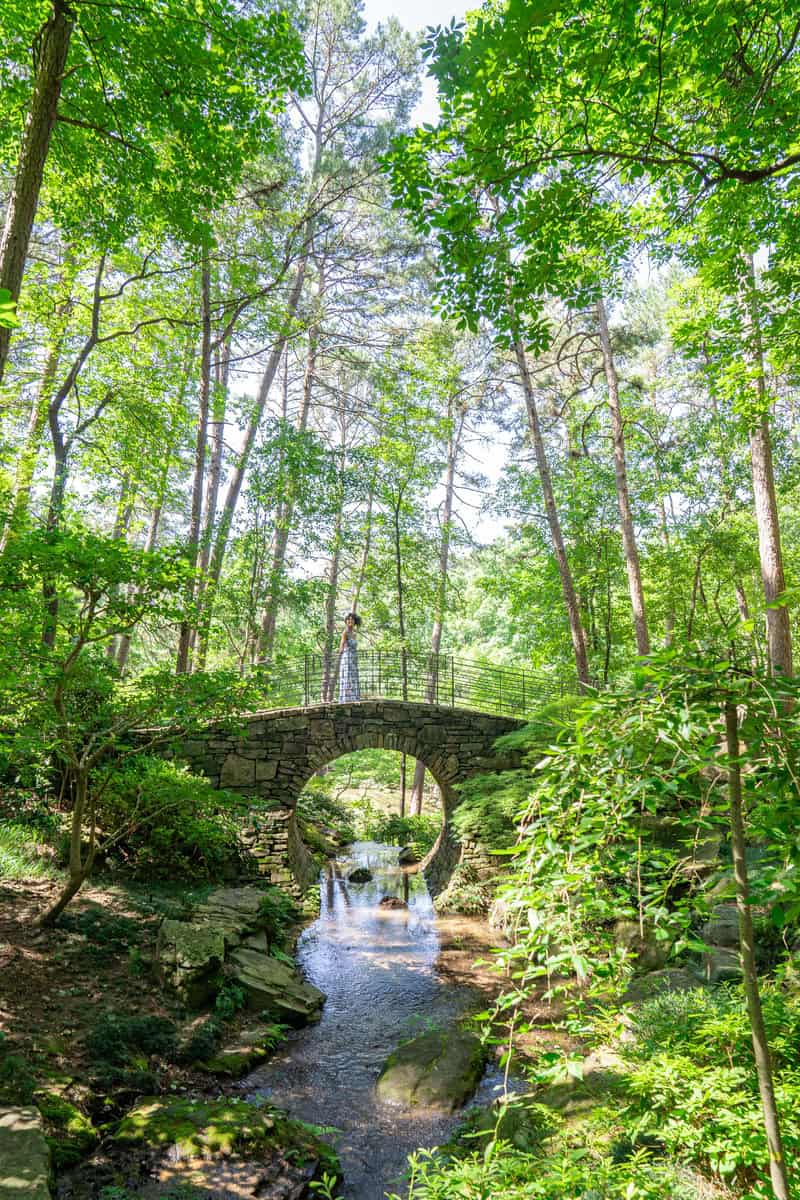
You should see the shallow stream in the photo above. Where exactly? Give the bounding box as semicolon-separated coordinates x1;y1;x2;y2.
245;841;509;1200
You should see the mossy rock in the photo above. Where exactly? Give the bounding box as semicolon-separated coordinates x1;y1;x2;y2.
0;1107;52;1200
35;1091;97;1168
199;1025;286;1078
454;1097;560;1154
114;1096;276;1156
114;1097;339;1177
228;949;325;1025
377;1028;486;1111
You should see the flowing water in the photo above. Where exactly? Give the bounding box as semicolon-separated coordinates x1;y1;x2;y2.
245;842;509;1200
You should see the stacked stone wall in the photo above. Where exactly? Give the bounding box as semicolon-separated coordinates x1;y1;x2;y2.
161;700;525;896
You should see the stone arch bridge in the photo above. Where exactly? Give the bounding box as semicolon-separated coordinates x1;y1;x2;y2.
167;699;526;895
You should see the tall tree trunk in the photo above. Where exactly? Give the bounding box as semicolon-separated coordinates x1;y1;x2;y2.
257;305;318;661
115;344;195;674
322;489;345;702
105;476;135;661
206;255;311;650
323;410;347;701
176;253;212;674
0;0;74;383
596;297;650;657
193;332;232;671
349;470;376;614
410;399;461;814
742;254;792;676
41;410;69;648
724;700;791;1200
115;495;163;674
0;337;62;552
392;486;408;702
514;338;591;683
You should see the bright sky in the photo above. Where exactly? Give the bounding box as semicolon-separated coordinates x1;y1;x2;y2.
361;0;511;548
362;0;473;124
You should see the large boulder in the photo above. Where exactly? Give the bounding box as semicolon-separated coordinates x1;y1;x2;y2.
613;920;670;972
229;948;325;1026
347;868;372;884
0;1107;51;1200
199;1025;286;1078
704;945;742;984
376;1028;486;1111
193;887;271;949
701;904;739;949
155;920;225;1008
622;967;702;1005
113;1096;339;1178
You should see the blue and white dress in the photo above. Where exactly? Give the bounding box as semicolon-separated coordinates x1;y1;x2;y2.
339;631;360;702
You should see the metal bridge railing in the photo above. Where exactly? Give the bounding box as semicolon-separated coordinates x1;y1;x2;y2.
249;649;577;720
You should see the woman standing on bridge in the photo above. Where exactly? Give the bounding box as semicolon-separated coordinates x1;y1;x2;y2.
338;612;361;702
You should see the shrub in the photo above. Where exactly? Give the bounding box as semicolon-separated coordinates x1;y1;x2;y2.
258;886;298;950
85;1013;177;1066
94;757;244;880
58;904;144;963
351;799;440;859
296;778;356;844
0;821;58;880
620;985;800;1192
179;1018;223;1064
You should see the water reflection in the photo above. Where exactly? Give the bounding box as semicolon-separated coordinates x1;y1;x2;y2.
246;842;505;1200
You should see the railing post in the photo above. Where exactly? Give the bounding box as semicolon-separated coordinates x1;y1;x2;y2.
522;670;526;715
498;669;503;714
450;657;455;708
304;654;310;707
378;649;382;697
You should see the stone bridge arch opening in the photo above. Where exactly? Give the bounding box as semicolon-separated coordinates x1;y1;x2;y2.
170;700;525;896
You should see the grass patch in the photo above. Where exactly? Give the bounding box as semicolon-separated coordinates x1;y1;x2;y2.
0;822;58;880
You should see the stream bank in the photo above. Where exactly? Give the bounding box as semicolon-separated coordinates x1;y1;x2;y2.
243;841;515;1200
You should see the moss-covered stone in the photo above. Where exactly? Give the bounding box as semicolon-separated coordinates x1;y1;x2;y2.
35;1092;97;1168
376;1028;486;1111
113;1096;339;1179
199;1024;287;1078
155;919;225;1008
228;949;325;1025
114;1096;275;1156
0;1107;52;1200
454;1097;560;1154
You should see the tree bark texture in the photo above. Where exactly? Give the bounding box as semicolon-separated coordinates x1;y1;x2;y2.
0;0;74;383
743;255;792;676
514;338;592;683
596;297;651;657
257;300;318;661
724;700;791;1200
176;254;212;674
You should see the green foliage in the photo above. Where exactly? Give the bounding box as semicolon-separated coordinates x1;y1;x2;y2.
0;288;18;329
214;982;247;1022
178;1018;223;1065
433;861;494;916
296;779;356;845
0;1040;36;1105
450;772;527;850
0;821;57;880
257;886;298;951
85;1013;177;1067
95;757;244;880
390;1141;699;1200
619;987;800;1192
352;801;440;860
58;904;143;959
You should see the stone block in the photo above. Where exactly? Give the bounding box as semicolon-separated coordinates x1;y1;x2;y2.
0;1108;51;1200
255;760;278;781
220;754;256;788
